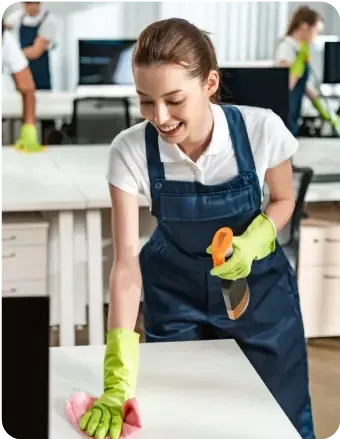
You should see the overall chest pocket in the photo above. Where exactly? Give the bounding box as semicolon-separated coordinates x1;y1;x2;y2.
158;185;255;222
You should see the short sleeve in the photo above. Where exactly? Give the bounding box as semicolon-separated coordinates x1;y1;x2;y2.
106;137;140;196
2;31;28;74
39;15;58;46
4;11;21;28
265;111;299;168
276;39;296;64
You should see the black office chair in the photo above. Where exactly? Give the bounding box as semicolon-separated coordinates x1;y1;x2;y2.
278;165;314;271
47;97;131;145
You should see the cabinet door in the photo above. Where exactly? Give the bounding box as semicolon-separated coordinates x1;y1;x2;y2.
298;267;340;338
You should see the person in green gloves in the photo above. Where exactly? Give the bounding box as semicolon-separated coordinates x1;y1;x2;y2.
276;5;340;136
82;18;315;439
2;21;42;151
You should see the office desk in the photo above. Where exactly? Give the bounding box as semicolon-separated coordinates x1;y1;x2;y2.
2;87;137;119
2;91;74;122
50;340;301;439
2;146;148;347
2;88;141;144
2;141;339;345
2;148;87;347
295;138;340;179
294;138;340;201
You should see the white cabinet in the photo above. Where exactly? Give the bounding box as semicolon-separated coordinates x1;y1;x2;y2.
2;213;49;298
298;203;340;338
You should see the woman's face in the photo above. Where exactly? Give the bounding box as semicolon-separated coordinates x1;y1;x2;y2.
23;2;41;16
302;20;324;43
133;63;218;145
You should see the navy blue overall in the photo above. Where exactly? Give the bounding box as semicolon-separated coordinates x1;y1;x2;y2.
19;12;51;90
140;105;315;439
289;61;310;136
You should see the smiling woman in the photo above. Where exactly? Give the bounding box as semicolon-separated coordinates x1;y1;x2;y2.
132;18;220;158
79;17;315;439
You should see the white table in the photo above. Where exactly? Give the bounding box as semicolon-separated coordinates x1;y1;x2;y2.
1;146;148;347
2;140;340;347
50;340;301;439
2;87;138;119
2;148;87;347
294;138;340;202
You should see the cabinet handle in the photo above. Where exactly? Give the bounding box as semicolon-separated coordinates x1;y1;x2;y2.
325;238;340;243
2;235;16;241
323;275;340;280
2;288;17;294
2;253;16;259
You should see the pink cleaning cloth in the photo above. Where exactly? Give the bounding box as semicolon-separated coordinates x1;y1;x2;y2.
65;392;142;439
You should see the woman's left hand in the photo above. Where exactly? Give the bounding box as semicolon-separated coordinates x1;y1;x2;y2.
207;236;255;280
206;213;276;281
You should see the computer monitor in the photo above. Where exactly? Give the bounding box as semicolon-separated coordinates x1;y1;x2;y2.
78;39;136;85
219;67;290;127
2;296;50;439
323;41;340;84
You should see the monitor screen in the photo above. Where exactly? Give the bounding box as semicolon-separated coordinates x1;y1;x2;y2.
219;67;290;127
323;41;340;84
2;296;50;439
78;39;136;85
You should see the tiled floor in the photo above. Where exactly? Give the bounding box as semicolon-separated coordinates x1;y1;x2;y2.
50;306;340;439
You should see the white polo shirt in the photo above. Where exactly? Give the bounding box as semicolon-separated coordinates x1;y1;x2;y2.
276;36;299;65
2;30;28;74
5;9;58;49
275;36;313;89
106;104;298;207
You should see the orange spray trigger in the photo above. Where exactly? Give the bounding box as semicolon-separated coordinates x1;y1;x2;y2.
211;227;233;267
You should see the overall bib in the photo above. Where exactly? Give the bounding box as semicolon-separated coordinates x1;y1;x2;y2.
289;62;310;136
19;12;51;90
140;105;315;439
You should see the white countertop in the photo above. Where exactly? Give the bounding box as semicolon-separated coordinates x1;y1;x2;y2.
2;88;138;119
295;138;340;175
3;88;335;120
2;138;340;213
50;340;301;439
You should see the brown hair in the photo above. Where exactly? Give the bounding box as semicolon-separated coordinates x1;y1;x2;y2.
286;6;323;35
133;18;220;104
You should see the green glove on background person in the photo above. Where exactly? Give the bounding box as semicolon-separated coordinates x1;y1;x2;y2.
15;124;43;152
312;98;340;132
206;213;276;281
290;41;310;78
79;328;140;439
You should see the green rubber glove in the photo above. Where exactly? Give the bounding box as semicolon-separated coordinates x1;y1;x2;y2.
312;98;332;121
312;98;340;133
330;114;340;132
79;328;140;439
15;124;43;152
206;213;276;281
290;41;309;78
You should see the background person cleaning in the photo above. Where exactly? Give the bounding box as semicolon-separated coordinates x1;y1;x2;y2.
276;5;340;136
2;22;41;151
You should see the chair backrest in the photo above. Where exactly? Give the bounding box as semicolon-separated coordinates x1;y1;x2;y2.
290;165;314;240
277;165;314;246
71;97;131;144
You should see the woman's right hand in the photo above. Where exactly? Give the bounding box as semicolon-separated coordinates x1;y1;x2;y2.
79;328;140;439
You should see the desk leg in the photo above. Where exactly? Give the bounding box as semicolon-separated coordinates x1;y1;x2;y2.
86;209;104;345
58;211;75;346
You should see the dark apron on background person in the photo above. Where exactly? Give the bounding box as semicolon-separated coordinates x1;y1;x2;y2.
19;11;51;90
140;105;315;439
289;61;310;136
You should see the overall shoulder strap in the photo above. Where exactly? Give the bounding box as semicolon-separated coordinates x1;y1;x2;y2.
221;105;256;173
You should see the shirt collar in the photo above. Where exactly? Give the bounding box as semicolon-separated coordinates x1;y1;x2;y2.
158;103;230;163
